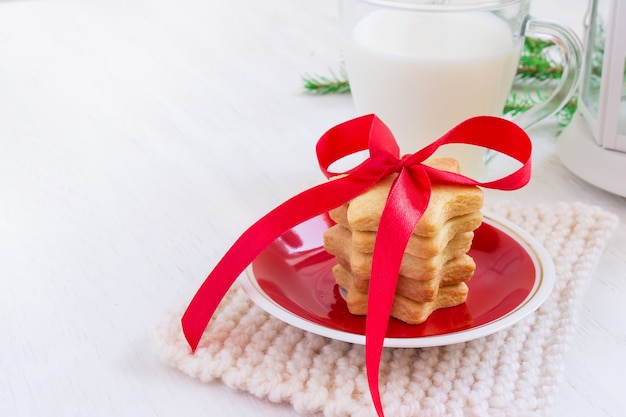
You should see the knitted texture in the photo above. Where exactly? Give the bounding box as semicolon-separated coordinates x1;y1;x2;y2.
155;202;618;417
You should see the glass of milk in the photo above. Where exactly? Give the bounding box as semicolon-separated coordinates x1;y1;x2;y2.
340;0;582;178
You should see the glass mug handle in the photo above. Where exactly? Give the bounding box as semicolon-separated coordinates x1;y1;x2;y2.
511;18;584;130
486;18;583;165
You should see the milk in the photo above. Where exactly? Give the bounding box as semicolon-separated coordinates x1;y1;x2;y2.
344;10;522;177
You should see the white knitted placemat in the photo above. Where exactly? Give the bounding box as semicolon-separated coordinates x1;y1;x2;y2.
155;202;618;417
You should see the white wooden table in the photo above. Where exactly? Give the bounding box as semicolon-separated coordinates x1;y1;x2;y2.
2;0;624;416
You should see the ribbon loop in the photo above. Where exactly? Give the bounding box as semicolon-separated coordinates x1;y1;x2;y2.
181;114;532;417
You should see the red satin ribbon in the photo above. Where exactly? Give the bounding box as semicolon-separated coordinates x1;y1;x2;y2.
181;114;531;417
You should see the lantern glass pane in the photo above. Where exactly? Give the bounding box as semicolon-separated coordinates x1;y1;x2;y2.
617;53;626;136
581;0;609;120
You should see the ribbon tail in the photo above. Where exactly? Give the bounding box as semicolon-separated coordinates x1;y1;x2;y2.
365;167;431;417
181;164;395;352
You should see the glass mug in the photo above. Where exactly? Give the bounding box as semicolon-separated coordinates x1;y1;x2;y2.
339;0;582;178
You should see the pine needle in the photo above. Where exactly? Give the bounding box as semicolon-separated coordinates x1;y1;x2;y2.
302;68;350;95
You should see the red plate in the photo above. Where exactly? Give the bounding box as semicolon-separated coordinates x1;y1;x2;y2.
240;213;554;347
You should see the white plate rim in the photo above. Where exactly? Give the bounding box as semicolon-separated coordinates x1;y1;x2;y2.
237;211;556;348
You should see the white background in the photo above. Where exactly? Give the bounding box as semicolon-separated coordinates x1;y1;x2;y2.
2;0;624;416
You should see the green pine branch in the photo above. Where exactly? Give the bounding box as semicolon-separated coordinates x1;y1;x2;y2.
515;37;564;81
302;68;350;95
504;89;578;129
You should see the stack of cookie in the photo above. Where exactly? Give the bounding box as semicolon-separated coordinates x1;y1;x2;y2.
323;158;484;324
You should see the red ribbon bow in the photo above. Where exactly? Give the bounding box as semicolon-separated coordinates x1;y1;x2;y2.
181;114;531;417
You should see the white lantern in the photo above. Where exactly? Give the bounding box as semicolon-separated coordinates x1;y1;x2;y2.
557;0;626;196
